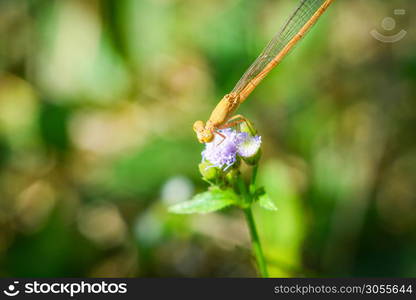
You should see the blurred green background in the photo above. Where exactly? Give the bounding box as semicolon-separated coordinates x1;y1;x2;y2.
0;0;415;277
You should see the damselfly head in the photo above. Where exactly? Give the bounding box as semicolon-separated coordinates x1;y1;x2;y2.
193;120;214;143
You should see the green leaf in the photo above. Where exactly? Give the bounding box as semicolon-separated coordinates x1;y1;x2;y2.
169;187;239;214
258;193;278;211
252;186;277;211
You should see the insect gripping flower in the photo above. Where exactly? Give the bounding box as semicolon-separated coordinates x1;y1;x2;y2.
201;128;262;171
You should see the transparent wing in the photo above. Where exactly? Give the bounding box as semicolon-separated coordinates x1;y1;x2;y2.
232;0;327;95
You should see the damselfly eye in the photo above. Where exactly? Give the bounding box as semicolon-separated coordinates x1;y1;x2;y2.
193;120;205;133
202;131;214;143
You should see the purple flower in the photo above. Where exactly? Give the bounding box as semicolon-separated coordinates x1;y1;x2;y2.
201;128;261;170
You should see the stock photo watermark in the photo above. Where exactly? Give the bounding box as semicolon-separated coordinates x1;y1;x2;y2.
2;280;127;297
370;9;407;43
3;281;20;297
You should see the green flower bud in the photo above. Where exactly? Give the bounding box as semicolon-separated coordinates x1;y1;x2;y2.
225;168;240;186
239;119;257;136
199;160;221;182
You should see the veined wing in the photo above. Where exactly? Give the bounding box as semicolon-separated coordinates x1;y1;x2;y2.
232;0;329;96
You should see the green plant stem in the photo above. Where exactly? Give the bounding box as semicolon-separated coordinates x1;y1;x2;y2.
237;174;268;277
243;206;268;277
251;164;258;186
237;175;250;206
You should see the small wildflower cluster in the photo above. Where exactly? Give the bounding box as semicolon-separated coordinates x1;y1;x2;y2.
170;118;275;278
201;128;261;171
194;120;267;191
